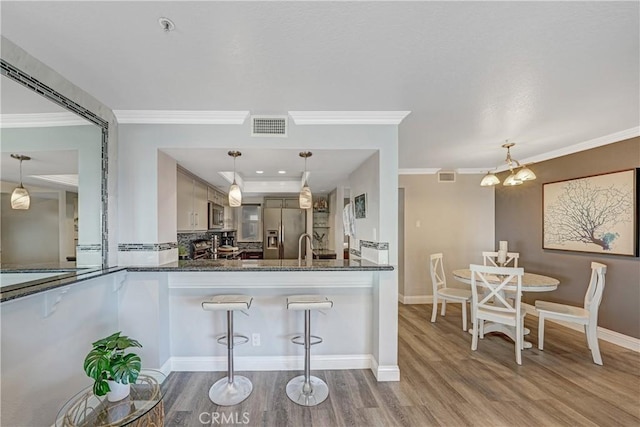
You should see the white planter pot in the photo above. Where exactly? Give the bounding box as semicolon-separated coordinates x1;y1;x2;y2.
106;380;130;402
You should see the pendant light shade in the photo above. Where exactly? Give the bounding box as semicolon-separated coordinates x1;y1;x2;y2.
10;154;31;210
299;152;313;209
228;151;242;207
11;185;30;210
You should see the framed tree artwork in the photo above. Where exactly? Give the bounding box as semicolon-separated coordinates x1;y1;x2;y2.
543;168;638;256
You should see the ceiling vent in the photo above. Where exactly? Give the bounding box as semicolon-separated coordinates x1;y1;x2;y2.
251;115;288;137
437;170;456;183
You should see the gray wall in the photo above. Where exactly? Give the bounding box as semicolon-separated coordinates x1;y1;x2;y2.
495;137;640;338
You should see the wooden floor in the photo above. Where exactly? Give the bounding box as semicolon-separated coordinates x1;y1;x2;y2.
161;303;640;426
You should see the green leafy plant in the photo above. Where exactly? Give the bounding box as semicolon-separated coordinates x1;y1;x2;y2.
83;331;142;396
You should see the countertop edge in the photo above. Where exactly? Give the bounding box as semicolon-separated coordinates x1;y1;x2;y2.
1;263;393;302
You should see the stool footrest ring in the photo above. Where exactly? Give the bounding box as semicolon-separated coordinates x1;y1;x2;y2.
216;333;250;346
291;334;323;346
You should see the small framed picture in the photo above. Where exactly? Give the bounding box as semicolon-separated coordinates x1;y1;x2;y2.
354;193;367;219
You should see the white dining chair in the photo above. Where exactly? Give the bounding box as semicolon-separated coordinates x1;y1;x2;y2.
430;253;472;331
482;251;519;267
470;264;525;365
535;262;607;365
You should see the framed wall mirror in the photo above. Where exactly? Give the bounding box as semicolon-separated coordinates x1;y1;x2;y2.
0;59;108;271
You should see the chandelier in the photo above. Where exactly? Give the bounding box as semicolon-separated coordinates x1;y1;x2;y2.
480;142;536;187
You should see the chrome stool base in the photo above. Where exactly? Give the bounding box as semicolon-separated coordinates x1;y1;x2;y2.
209;375;253;406
286;375;329;406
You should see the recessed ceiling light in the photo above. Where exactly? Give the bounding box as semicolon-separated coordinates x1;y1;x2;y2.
278;170;286;174
256;170;264;174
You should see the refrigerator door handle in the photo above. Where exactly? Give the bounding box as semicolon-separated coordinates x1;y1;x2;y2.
279;223;284;258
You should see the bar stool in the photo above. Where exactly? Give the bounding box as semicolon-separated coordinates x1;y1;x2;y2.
285;294;333;406
201;294;253;406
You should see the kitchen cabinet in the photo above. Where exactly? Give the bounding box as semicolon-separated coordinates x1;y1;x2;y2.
177;169;208;232
264;198;299;209
208;186;227;207
241;250;263;260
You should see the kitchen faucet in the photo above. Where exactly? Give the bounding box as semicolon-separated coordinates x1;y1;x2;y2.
298;233;314;264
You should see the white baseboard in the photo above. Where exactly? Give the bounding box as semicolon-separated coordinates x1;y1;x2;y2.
168;354;373;372
158;358;172;376
523;303;640;352
370;357;400;381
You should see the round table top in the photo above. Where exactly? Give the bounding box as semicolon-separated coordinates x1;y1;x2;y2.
54;370;166;427
452;268;559;292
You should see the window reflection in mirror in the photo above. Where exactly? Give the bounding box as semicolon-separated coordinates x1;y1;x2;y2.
0;74;102;268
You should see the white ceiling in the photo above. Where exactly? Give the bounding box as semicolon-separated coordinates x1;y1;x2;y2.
1;1;638;179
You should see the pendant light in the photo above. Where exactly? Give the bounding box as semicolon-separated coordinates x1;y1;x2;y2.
299;152;313;209
228;151;242;207
480;142;536;187
10;154;31;210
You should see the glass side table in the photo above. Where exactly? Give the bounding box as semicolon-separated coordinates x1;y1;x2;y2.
54;370;166;427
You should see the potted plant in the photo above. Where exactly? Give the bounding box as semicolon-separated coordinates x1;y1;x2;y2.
83;331;142;402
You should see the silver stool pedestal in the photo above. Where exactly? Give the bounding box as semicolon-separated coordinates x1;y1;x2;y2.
285;295;333;407
202;295;253;406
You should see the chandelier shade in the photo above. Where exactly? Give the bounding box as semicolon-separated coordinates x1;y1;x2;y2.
480;142;536;187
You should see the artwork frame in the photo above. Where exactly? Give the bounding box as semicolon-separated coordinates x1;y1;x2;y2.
354;193;367;219
543;168;638;257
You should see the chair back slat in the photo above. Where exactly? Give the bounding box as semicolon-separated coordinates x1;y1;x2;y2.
429;253;446;292
584;262;607;314
470;264;524;315
482;251;519;267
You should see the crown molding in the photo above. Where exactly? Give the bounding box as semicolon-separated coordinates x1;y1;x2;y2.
408;127;640;174
518;127;640;165
398;168;440;175
0;112;92;128
113;110;250;125
288;111;411;125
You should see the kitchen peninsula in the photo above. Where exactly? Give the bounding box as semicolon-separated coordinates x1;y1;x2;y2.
1;256;398;425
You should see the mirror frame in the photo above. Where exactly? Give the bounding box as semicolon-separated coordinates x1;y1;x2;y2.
1;59;109;268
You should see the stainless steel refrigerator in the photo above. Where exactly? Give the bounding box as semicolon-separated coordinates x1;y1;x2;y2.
263;207;307;259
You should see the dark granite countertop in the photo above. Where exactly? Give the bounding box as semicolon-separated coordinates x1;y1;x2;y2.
0;267;127;303
1;259;392;302
129;258;393;272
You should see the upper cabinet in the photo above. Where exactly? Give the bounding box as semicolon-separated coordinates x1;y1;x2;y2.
177;168;209;232
208;186;227;207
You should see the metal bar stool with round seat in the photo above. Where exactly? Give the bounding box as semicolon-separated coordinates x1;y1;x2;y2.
201;294;253;406
285;294;334;406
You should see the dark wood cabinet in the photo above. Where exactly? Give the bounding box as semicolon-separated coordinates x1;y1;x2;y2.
241;250;263;260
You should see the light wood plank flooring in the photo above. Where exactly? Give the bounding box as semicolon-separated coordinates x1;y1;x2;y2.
161;303;640;426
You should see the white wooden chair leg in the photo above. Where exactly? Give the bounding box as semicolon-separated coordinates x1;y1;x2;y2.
587;323;602;365
431;297;438;323
538;314;545;350
441;300;446;316
471;318;478;351
515;323;522;365
461;301;468;332
479;319;485;339
584;325;592;349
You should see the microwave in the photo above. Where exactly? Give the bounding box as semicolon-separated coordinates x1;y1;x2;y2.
208;202;224;228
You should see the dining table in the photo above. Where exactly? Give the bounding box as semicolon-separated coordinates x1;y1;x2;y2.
452;268;560;348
